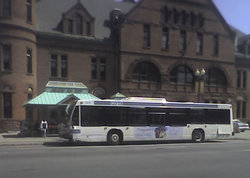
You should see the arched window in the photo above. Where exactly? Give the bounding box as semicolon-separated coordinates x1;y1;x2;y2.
132;62;160;82
170;65;194;84
205;68;227;87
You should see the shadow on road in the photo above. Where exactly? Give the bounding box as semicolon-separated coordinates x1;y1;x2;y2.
43;139;223;147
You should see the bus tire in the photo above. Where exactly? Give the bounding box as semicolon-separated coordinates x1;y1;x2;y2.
107;130;123;145
192;129;204;143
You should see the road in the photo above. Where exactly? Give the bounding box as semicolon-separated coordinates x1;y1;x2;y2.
0;139;250;178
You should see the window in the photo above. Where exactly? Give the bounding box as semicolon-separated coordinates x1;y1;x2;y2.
173;9;179;24
2;0;11;17
26;0;32;22
129;108;147;126
143;24;150;47
3;93;12;118
170;65;194;85
205;68;227;87
196;33;203;54
100;58;106;81
162;7;171;23
81;106;106;126
213;35;219;56
104;107;128;126
68;19;73;34
26;48;32;74
198;14;204;28
190;12;196;27
76;15;83;35
28;93;33;100
166;108;188;126
132;61;161;82
91;58;106;80
91;58;97;80
2;45;11;70
86;22;91;36
165;108;230;125
237;71;247;89
61;55;68;78
148;109;166;126
181;10;187;26
51;54;68;78
51;54;58;77
180;30;186;51
237;101;246;119
162;27;169;49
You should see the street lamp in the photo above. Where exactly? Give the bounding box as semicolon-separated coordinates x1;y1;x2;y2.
195;68;206;103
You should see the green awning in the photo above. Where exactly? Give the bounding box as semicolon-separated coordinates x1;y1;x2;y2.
24;92;100;106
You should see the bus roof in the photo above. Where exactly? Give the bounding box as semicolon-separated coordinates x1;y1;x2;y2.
76;99;231;109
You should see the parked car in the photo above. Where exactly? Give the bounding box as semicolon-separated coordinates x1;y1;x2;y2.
233;119;250;133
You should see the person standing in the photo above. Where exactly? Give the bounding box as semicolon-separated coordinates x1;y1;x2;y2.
40;120;48;137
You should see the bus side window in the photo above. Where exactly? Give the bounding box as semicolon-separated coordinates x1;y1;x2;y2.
72;106;79;126
81;106;105;126
105;107;128;126
188;109;205;124
129;108;147;126
204;109;230;124
166;108;188;126
147;109;166;126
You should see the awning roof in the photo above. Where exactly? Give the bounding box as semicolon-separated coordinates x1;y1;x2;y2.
24;81;100;106
24;92;100;106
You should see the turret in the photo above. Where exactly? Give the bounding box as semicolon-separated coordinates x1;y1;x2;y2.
0;0;37;131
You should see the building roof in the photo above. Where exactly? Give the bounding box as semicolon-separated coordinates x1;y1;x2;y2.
36;0;136;39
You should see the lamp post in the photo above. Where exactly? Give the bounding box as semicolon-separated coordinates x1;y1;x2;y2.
195;68;206;103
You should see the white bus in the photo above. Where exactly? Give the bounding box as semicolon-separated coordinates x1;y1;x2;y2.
60;97;233;144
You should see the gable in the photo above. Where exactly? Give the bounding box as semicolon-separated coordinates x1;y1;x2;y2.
36;0;135;39
124;0;234;39
54;2;95;36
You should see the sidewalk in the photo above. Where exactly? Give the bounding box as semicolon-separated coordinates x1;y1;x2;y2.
0;131;249;146
0;132;65;146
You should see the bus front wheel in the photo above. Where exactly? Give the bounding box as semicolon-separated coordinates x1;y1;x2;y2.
192;129;204;143
107;130;123;145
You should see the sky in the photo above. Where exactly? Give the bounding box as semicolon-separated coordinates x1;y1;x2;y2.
211;0;250;34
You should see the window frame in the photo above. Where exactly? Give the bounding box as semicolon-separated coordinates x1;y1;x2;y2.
26;0;32;22
61;55;68;78
170;65;194;85
180;30;186;52
162;27;169;49
2;44;12;71
213;35;219;56
3;92;12;118
196;32;203;54
2;0;11;17
143;24;151;48
51;54;58;77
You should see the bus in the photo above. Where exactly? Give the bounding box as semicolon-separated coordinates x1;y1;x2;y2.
59;97;233;144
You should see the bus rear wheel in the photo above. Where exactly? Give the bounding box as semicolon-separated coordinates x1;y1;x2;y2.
192;129;204;143
107;131;123;145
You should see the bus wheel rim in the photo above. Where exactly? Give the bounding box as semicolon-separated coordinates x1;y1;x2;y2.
111;134;119;142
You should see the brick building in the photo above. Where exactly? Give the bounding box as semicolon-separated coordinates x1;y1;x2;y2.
0;0;249;131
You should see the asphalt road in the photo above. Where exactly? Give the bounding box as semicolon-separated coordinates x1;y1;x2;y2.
0;139;250;178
